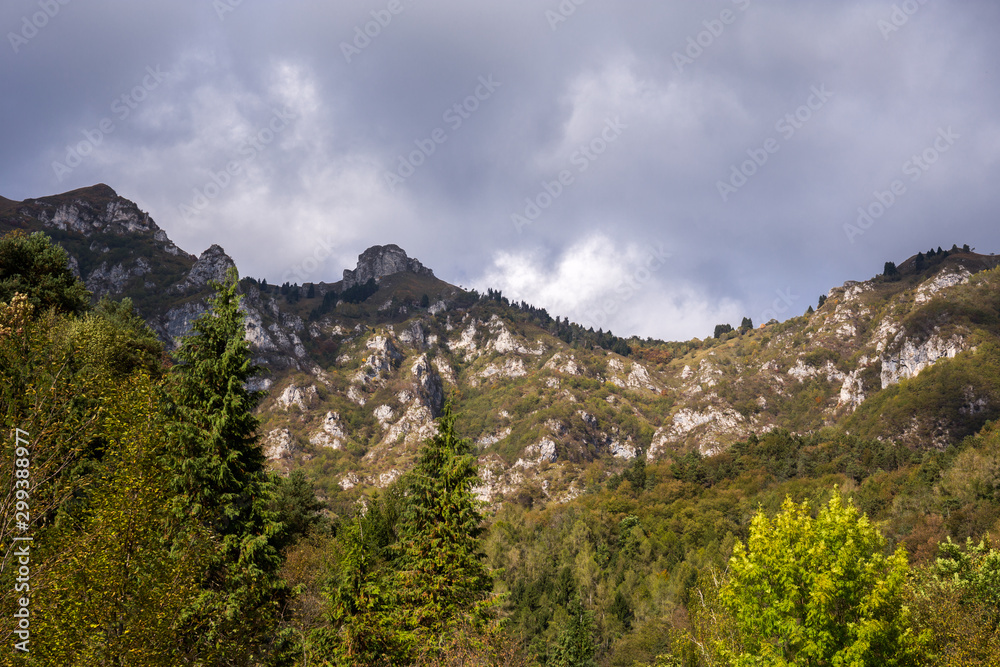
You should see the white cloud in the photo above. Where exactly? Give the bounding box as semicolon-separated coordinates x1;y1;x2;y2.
474;233;743;340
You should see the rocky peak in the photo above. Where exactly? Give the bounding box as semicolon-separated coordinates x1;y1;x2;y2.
173;244;236;292
342;244;433;288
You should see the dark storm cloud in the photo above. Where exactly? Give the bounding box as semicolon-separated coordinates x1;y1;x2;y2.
2;0;999;340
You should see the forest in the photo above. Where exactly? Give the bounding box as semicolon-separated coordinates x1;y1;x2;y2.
2;229;1000;666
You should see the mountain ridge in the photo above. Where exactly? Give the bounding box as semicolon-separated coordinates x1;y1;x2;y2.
3;185;1000;508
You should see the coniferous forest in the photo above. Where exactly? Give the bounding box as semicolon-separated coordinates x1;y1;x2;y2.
3;230;1000;666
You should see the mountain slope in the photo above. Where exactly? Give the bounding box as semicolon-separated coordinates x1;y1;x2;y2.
4;185;1000;510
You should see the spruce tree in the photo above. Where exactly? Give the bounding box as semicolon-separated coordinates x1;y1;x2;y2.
398;402;493;649
551;596;596;667
164;267;284;661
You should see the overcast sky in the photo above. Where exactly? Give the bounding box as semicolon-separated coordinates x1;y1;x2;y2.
2;1;999;341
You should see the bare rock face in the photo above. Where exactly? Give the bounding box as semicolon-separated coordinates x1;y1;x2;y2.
411;354;445;416
263;428;295;460
310;411;347;450
342;244;433;288
85;257;153;295
880;334;966;388
276;383;318;411
172;244;237;293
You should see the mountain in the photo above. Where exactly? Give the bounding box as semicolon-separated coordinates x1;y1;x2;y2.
4;185;1000;510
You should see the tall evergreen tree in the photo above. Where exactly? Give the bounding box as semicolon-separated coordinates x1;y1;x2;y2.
164;267;285;662
398;402;493;649
551;596;596;667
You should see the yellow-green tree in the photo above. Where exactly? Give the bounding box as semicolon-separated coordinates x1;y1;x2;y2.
28;375;208;666
719;494;922;666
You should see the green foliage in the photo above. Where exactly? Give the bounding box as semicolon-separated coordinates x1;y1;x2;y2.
933;536;1000;624
342;277;379;304
164;267;286;660
720;494;921;666
550;596;596;667
713;324;733;339
0;229;90;314
399;402;493;643
271;469;327;551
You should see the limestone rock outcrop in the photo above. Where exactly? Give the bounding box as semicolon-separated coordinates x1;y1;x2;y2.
342;244;433;288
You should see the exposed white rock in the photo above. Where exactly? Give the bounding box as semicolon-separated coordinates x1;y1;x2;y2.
477;427;511;447
698;360;722;387
680;365;694;379
433;356;458;385
480;357;527;380
85;257;152;295
262;428;295;460
546;377;560;388
787;359;845;384
838;364;868;411
646;426;672;460
376;469;402;488
171;244;236;293
873;319;900;353
373;404;395;427
411;354;444;414
310;411;346;450
472;454;525;503
347;385;366;406
880;334;965;388
668;407;744;438
398;320;426;347
381;402;437;446
545;419;566;435
515;438;558;468
276;383;317;410
339;472;361;490
342;244;433;288
545;353;581;375
578;410;598;428
448;321;479;360
428;300;447;315
355;334;403;383
609;439;637;459
915;266;971;305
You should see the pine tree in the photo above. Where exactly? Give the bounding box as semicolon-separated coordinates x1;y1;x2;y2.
164;267;285;661
551;596;596;667
398;402;493;650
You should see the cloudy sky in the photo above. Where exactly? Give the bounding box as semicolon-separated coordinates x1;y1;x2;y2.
2;1;999;341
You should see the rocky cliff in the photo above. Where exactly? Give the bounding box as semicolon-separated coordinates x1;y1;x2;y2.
342;244;433;288
5;185;1000;508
